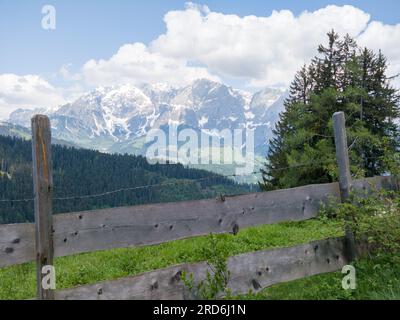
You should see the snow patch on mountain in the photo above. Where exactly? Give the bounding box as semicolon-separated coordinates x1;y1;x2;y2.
8;79;286;156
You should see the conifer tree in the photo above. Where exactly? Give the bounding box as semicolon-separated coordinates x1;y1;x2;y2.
260;31;399;190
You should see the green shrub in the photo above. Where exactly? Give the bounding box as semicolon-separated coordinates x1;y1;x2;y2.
320;187;400;253
182;234;231;300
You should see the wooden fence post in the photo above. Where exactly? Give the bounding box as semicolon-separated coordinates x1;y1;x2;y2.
332;111;356;262
32;115;55;300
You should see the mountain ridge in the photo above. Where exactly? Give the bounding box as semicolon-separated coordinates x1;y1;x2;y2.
8;79;287;156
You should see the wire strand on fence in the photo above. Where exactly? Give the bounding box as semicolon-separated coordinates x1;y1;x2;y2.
0;170;261;203
0;154;387;204
1;158;331;203
0;197;35;203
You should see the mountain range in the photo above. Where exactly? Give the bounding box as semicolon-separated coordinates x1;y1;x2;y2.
7;79;286;158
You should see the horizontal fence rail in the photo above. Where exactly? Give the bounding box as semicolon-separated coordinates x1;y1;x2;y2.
55;236;368;300
0;223;35;267
0;175;396;268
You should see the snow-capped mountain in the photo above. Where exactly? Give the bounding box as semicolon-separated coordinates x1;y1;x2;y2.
8;79;286;156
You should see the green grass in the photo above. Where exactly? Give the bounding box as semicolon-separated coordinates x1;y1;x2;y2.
236;253;400;300
0;218;343;300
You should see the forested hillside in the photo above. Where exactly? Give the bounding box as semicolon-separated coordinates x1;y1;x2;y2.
0;135;252;224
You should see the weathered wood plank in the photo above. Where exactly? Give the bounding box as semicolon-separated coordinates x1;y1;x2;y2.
352;175;398;193
55;236;355;300
0;223;35;267
52;181;340;257
0;176;394;268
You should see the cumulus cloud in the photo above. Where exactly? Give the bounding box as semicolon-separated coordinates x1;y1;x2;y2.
1;3;400;119
81;43;219;87
151;4;371;87
59;63;82;82
0;74;66;119
81;4;399;89
358;21;400;88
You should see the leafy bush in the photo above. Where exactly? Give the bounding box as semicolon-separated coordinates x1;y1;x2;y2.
182;234;231;300
320;187;400;253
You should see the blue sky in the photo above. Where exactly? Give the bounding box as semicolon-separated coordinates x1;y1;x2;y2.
0;1;399;118
1;0;399;75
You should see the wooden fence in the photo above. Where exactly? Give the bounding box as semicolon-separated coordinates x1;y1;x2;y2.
56;236;366;300
0;112;398;300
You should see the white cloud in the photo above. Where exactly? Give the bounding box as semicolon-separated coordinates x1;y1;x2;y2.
1;4;399;119
357;21;400;88
151;4;371;88
82;4;398;89
81;43;219;87
59;63;82;82
0;74;66;119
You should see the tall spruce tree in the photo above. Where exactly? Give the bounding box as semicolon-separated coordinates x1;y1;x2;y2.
260;31;400;190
